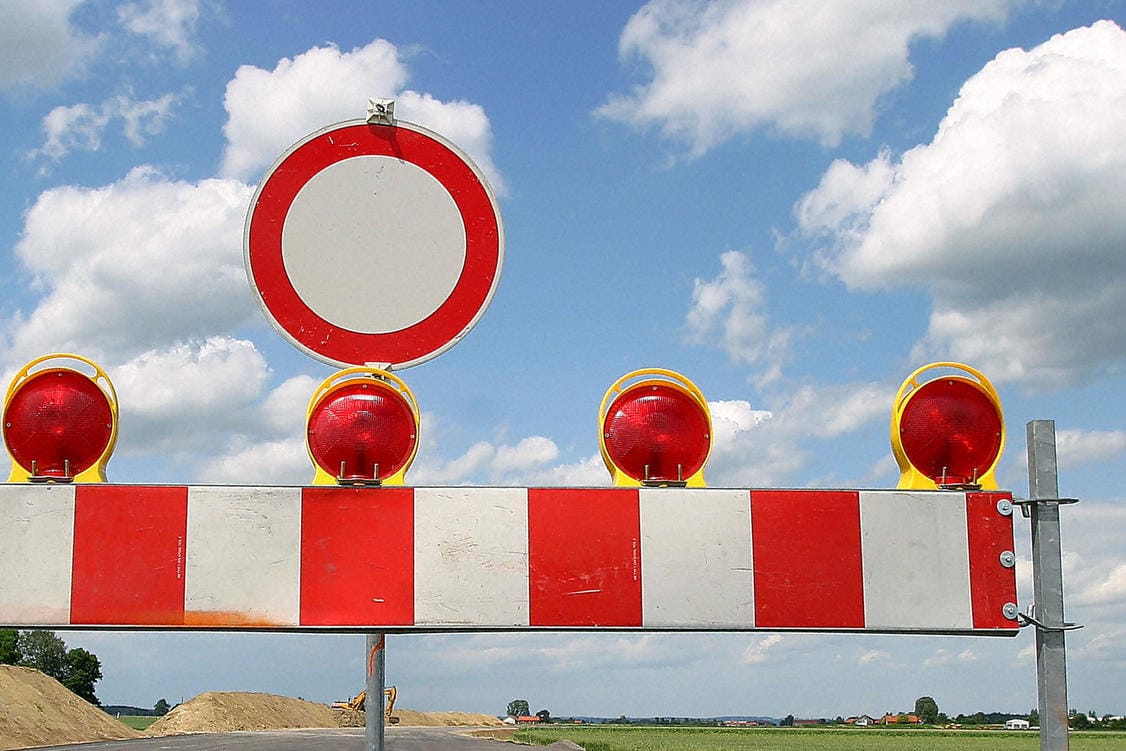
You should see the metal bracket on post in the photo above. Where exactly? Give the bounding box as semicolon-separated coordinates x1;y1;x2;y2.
1026;420;1073;751
1017;606;1083;633
1012;496;1079;519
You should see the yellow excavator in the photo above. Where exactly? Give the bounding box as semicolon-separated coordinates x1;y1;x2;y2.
332;686;399;724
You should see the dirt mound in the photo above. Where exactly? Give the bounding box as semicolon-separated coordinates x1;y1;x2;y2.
334;707;504;728
394;709;504;727
0;666;505;751
146;691;338;734
0;665;141;751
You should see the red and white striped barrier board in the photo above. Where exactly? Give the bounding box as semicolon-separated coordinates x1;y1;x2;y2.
0;485;1018;634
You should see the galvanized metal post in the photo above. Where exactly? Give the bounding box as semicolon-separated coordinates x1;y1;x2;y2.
365;633;385;751
1027;421;1069;751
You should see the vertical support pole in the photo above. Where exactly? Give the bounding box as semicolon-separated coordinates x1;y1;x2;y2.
1027;420;1069;751
365;633;385;751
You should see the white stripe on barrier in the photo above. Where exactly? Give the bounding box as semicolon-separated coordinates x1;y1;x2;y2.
860;491;972;629
0;484;74;623
414;487;530;627
184;486;302;626
639;488;754;628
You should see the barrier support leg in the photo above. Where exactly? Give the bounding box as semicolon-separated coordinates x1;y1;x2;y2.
365;633;385;751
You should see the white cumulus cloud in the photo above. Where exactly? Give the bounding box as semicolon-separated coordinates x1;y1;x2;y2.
1073;563;1126;608
220;40;505;192
704;382;890;488
0;0;101;90
34;92;182;160
741;633;784;664
117;0;204;63
7;167;255;367
113;337;270;456
598;0;1017;154
1056;428;1126;470
685;250;795;386
797;21;1126;388
410;434;594;486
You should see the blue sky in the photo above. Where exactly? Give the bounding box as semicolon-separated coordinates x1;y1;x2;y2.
2;0;1125;720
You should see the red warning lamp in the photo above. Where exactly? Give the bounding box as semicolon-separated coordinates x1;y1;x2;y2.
891;361;1005;490
599;368;712;487
3;354;118;482
306;367;420;486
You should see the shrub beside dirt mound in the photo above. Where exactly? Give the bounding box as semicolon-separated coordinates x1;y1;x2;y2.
0;665;141;751
146;691;338;734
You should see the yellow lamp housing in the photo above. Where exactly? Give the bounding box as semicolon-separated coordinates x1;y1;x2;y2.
3;354;119;483
305;367;420;486
599;368;713;488
891;361;1005;490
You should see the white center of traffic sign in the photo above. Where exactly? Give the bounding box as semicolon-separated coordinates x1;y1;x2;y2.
282;156;466;334
244;119;504;370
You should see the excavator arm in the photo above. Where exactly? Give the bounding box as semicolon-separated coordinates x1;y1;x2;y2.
332;686;398;724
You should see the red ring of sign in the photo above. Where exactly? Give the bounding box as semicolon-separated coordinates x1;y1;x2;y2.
245;121;502;369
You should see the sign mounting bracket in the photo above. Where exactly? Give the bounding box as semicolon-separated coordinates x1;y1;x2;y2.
366;98;395;126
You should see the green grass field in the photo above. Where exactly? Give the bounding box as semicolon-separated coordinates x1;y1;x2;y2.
515;725;1126;751
115;716;158;731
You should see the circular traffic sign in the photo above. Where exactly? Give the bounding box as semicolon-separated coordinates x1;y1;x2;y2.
244;119;504;369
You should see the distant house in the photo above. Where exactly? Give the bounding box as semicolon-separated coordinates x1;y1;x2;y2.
849;715;875;726
516;716;541;724
881;714;921;725
1005;719;1031;730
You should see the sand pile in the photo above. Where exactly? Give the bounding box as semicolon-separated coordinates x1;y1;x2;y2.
395;709;504;727
0;665;504;750
146;691;338;734
334;707;504;728
145;691;501;734
0;665;141;751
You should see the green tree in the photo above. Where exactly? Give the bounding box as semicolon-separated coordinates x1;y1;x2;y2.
1070;712;1091;730
15;631;102;705
914;696;939;724
1029;708;1039;725
18;630;68;678
154;698;171;716
536;709;552;723
0;629;21;664
506;699;530;718
61;648;101;705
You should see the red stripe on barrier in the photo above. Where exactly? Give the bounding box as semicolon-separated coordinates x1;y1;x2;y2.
70;486;188;625
751;490;865;628
528;488;642;627
966;492;1019;630
299;487;414;626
